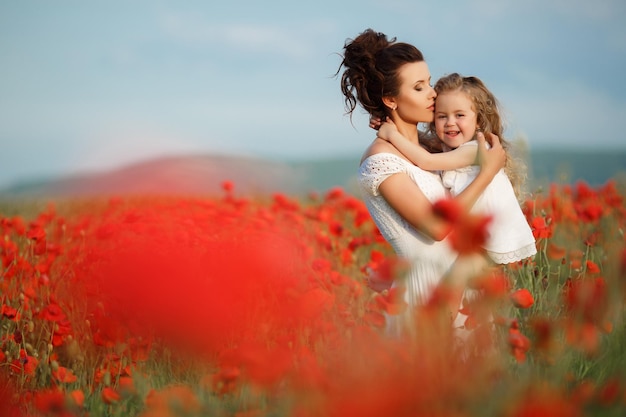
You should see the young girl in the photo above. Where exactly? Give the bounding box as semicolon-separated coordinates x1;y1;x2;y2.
376;73;536;264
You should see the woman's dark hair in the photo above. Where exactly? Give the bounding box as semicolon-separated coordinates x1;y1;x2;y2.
337;29;425;121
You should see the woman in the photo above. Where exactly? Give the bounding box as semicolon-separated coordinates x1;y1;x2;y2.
338;29;506;334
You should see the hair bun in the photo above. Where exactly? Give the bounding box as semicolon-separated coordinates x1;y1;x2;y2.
342;29;392;70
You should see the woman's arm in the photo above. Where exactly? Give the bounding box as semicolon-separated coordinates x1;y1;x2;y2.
378;121;475;171
378;172;453;240
378;132;504;241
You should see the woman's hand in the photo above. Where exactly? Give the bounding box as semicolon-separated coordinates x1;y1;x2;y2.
476;131;505;176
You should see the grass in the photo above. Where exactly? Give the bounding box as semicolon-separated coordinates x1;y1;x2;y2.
0;180;625;416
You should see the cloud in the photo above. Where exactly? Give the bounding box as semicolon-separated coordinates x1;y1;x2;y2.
73;124;210;174
158;12;324;61
497;70;625;148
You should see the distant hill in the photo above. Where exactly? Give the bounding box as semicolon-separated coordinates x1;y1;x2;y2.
0;155;306;198
525;149;626;188
1;149;625;199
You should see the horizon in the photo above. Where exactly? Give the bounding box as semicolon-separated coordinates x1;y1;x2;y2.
3;141;626;189
2;147;624;195
2;1;626;188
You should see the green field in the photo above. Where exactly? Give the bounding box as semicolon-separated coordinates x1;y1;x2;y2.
287;149;626;194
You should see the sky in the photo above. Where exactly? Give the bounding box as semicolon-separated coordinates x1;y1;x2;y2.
1;0;625;188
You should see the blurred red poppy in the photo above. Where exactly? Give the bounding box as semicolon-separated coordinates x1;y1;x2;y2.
510;288;534;309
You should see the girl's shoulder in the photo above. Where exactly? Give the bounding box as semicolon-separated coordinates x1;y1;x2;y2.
459;140;479;148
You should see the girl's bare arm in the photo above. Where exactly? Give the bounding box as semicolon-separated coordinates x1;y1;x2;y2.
378;121;475;171
378;132;504;240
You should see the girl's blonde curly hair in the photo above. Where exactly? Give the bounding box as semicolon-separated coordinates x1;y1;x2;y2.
426;73;527;198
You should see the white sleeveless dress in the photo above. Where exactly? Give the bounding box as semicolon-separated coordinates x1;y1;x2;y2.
441;141;537;264
359;153;457;334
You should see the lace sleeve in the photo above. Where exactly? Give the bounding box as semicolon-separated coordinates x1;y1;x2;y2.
358;153;408;197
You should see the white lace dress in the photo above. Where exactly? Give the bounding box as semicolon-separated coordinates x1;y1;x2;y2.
359;153;457;334
442;141;537;264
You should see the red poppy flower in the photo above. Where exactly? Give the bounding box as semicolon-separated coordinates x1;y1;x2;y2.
340;248;353;266
364;254;409;293
511;387;579;417
570;380;596;406
40;303;66;322
563;277;608;322
328;220;344;237
565;321;601;354
52;366;78;383
146;385;201;413
597;378;622;405
468;272;510;299
510;288;534;309
1;305;18;320
312;258;332;272
101;387;121;404
26;225;46;241
448;213;493;255
578;201;604;223
375;287;407;315
529;317;557;355
33;389;66;414
11;353;39;376
221;180;234;193
547;243;566;260
324;186;345;201
432;198;463;223
531;216;553;239
508;326;531;363
118;376;136;395
585;260;601;274
297;288;335;319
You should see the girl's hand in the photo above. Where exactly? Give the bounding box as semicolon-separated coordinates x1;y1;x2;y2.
476;132;505;175
369;116;383;130
378;119;398;142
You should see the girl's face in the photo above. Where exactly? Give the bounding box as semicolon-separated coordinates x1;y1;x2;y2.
391;61;437;125
434;91;478;149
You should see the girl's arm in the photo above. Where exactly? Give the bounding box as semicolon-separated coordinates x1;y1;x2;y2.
378;132;504;241
378;120;476;171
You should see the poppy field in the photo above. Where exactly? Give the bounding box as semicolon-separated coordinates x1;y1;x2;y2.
1;179;625;417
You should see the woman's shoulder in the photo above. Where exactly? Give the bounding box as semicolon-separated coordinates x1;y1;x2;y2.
358;141;410;191
360;138;405;164
359;152;409;172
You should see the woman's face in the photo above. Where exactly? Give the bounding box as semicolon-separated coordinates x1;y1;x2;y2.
392;61;437;125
